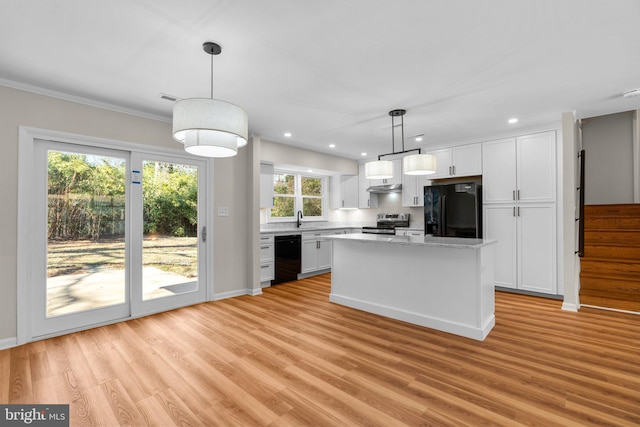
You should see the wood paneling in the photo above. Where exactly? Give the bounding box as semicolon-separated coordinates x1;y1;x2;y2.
2;274;640;426
581;204;640;312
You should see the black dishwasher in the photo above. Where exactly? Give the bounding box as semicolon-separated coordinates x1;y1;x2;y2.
273;235;301;284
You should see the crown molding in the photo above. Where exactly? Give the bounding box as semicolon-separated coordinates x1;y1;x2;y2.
0;77;171;123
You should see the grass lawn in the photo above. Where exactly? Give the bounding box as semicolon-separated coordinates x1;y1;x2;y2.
47;236;198;278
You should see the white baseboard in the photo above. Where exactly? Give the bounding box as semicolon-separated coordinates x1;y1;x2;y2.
561;302;580;312
0;337;18;350
580;304;639;315
213;288;262;301
330;293;494;341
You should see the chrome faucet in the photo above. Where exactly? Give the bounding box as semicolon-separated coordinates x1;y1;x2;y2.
297;210;303;228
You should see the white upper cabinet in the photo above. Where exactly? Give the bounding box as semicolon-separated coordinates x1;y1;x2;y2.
426;143;482;179
330;175;358;209
516;132;557;203
358;164;378;209
428;148;453;179
260;163;274;208
452;144;483;176
482;138;517;203
402;173;430;207
482;131;556;204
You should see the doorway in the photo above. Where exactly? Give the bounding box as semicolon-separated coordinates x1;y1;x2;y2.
23;135;210;341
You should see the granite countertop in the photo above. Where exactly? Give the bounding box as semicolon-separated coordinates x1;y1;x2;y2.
259;225;362;234
325;233;497;249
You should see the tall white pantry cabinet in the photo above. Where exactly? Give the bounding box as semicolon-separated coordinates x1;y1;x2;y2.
482;131;557;294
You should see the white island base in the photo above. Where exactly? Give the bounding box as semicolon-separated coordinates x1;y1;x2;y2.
327;234;496;341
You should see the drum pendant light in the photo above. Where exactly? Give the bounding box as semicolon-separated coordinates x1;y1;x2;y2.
402;152;437;175
172;42;248;157
365;109;436;178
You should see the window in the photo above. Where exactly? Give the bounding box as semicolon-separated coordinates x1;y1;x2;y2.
272;172;295;218
270;171;326;221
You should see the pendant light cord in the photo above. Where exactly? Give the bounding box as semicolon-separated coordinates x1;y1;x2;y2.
401;114;405;152
210;52;214;99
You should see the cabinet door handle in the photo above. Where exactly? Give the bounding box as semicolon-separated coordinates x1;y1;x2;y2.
517;206;520;216
367;199;370;207
261;265;269;269
513;207;516;217
452;165;456;175
261;246;269;249
512;190;516;200
517;190;520;200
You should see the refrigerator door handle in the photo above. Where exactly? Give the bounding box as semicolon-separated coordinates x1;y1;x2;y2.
440;195;447;236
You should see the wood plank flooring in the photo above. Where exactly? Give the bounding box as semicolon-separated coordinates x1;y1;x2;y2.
2;273;639;426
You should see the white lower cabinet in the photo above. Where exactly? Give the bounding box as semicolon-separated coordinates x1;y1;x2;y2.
517;204;557;294
301;232;332;274
484;203;556;294
259;234;274;284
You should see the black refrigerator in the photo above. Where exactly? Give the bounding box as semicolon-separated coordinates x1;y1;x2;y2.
424;182;482;238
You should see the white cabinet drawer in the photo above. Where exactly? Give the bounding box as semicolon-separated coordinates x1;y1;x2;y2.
260;262;274;281
259;234;274;243
302;231;330;241
260;243;274;262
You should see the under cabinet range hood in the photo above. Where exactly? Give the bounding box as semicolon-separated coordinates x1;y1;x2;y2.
366;183;402;193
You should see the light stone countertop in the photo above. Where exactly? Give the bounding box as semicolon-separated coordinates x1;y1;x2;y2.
259;225;361;235
325;233;497;249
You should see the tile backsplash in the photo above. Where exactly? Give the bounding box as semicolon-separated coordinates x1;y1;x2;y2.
260;193;424;230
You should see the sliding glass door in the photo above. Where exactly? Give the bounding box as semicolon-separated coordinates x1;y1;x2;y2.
31;140;207;339
130;154;207;316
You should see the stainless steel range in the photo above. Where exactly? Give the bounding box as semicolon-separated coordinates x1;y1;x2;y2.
362;213;410;235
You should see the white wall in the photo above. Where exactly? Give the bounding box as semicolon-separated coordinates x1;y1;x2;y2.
261;140;357;175
0;85;253;341
582;111;635;204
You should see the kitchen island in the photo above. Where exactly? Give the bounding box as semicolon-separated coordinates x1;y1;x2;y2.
326;234;496;341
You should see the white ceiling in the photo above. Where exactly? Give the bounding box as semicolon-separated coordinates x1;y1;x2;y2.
1;0;640;160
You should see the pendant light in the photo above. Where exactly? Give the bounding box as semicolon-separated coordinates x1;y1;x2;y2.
365;109;436;178
364;110;404;179
172;42;248;157
403;152;437;175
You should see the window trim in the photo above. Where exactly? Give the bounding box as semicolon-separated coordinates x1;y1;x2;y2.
268;170;328;222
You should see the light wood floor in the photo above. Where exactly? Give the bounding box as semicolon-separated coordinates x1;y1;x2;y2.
2;274;639;426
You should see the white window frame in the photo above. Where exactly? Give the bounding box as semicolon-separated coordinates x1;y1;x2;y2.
268;170;327;222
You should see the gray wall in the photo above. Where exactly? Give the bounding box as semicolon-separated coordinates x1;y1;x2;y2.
0;85;252;341
582;111;635;204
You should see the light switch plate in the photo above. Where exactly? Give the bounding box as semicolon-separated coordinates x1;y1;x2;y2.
217;207;229;217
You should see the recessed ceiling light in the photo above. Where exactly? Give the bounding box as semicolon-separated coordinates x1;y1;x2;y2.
329;144;335;148
284;132;292;137
361;152;367;156
508;118;518;124
415;136;423;142
307;169;313;173
623;88;640;98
